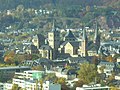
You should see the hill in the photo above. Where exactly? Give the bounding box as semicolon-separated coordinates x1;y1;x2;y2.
0;0;119;10
0;0;119;30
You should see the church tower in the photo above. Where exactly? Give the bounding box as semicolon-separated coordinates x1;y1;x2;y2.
94;21;100;53
48;21;60;59
81;27;88;57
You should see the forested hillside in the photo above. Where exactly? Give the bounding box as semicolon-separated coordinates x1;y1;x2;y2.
0;0;119;10
0;0;119;32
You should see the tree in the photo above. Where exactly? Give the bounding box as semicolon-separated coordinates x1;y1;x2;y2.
4;51;15;64
105;55;114;62
78;63;98;84
56;77;66;84
32;65;44;71
0;71;4;82
44;73;57;82
92;56;99;65
72;80;85;90
113;54;120;61
40;79;43;90
4;51;25;65
99;65;106;73
56;77;69;90
106;72;115;86
110;86;120;90
31;54;41;60
11;84;21;90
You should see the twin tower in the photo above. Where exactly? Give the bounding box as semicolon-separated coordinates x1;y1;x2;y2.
32;21;100;60
47;22;100;59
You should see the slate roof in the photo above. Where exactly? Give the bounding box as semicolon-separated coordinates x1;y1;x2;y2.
67;69;77;75
27;44;38;50
61;41;68;47
0;66;31;70
0;44;4;50
98;61;116;67
108;80;120;86
85;56;98;63
66;57;88;63
87;41;97;51
33;34;45;42
61;68;77;75
34;58;52;63
53;61;68;67
89;46;97;51
111;34;120;37
40;45;52;50
65;30;76;39
69;41;80;47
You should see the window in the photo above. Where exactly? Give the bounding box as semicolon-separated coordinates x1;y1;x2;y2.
50;34;53;37
34;40;37;42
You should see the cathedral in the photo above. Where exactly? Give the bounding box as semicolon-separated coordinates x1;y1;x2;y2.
31;23;100;60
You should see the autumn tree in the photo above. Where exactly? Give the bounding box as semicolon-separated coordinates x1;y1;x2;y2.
105;55;114;62
12;84;19;90
4;51;15;64
99;65;106;73
110;86;120;90
78;63;99;84
56;77;69;90
32;65;44;71
106;72;115;86
4;51;25;65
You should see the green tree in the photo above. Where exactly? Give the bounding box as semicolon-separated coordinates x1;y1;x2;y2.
78;63;98;84
11;84;20;90
72;80;85;90
107;72;115;86
0;71;4;82
45;73;57;82
31;54;41;60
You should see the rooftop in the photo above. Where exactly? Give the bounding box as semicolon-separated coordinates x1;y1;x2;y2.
0;66;31;70
65;30;76;39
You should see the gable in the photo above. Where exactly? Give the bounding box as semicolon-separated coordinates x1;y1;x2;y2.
64;42;73;48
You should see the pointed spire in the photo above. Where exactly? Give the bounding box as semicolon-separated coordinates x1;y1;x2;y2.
52;20;56;31
82;27;87;40
94;21;98;39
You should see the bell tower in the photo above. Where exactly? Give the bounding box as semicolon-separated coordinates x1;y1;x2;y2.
81;27;88;57
94;21;100;53
48;21;60;59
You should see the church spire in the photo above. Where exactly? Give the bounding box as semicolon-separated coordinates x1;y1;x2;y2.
81;27;88;57
94;21;98;40
52;20;56;31
82;27;87;40
94;20;100;53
